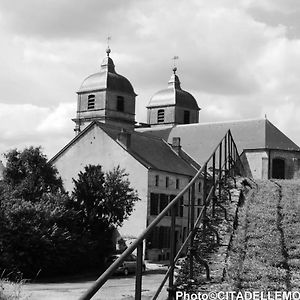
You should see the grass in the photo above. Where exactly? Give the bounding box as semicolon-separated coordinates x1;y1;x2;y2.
0;279;24;300
280;180;300;290
227;180;300;291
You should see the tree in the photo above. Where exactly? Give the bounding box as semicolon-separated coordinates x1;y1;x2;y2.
71;165;140;236
0;193;92;278
3;147;63;202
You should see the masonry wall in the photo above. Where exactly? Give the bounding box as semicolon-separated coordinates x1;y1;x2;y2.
147;106;175;126
52;124;148;240
146;170;203;261
269;150;300;179
242;150;269;180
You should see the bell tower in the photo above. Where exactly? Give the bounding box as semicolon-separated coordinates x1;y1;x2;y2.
73;47;137;134
146;65;200;127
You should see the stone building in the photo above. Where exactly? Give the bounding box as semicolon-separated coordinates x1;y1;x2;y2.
52;48;300;259
139;118;300;180
51;49;203;260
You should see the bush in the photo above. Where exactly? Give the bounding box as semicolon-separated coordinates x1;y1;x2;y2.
0;193;109;278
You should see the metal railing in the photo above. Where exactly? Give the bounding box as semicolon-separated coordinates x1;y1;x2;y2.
79;130;244;300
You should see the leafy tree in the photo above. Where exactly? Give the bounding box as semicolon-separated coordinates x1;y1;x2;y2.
0;193;91;278
3;147;63;202
71;165;140;236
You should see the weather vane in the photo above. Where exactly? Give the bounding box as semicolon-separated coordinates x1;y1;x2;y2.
172;56;179;73
107;36;111;47
106;36;112;56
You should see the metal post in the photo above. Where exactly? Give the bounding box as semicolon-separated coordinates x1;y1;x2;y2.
212;153;216;217
135;242;143;300
219;142;222;201
203;164;207;231
189;184;195;280
168;205;176;299
229;133;232;166
224;134;227;182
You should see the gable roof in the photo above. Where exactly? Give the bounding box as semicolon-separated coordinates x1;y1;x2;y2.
99;123;197;176
51;121;198;177
138;118;300;166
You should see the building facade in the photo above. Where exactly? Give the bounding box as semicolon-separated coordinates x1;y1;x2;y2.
52;48;300;260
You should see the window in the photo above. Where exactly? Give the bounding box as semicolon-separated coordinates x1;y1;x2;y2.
155;175;159;187
166;176;169;188
179;197;184;217
157;109;165;123
87;94;95;110
176;179;180;189
198;181;202;192
197;198;201;216
160;194;168;212
117;96;124;112
150;193;159;215
184;110;190;124
169;194;175;216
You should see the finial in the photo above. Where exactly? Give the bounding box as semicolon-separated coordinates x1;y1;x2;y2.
106;36;111;56
172;56;179;74
265;113;267;119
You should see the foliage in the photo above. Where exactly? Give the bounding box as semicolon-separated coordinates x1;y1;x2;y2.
0;278;23;300
2;147;63;202
0;150;139;279
71;165;140;235
0;193;96;278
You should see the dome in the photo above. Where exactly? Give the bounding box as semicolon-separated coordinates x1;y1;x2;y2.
147;71;200;110
78;51;136;95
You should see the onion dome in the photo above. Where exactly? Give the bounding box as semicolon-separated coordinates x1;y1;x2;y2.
78;48;136;95
147;67;199;110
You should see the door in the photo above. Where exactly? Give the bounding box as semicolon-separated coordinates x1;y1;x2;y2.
272;158;285;179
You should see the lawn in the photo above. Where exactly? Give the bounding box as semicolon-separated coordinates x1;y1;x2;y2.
227;180;300;291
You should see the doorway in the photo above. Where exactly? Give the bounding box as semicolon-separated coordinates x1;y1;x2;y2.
272;158;285;179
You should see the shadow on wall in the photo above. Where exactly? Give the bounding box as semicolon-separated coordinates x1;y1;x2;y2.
240;152;252;178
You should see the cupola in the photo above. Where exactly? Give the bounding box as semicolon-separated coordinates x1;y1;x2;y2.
146;67;200;127
73;48;137;133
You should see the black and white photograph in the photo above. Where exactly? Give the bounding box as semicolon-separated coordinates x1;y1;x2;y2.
0;1;300;299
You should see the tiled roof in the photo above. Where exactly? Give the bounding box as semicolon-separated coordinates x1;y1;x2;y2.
99;123;197;176
51;121;198;177
138;119;300;165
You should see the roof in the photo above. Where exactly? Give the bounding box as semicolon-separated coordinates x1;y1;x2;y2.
51;121;198;177
147;71;200;110
78;52;136;95
138;118;300;165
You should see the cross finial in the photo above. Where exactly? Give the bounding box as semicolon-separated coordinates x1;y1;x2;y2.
172;56;179;74
106;36;111;56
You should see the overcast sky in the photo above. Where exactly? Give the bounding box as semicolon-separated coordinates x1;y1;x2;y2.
1;0;300;159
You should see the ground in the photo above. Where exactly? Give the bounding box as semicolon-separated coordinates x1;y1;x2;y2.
179;179;300;293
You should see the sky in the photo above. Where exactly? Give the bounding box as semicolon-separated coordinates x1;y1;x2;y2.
0;0;300;160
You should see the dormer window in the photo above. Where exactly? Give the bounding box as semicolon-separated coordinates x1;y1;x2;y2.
87;95;95;110
117;96;125;112
157;109;165;123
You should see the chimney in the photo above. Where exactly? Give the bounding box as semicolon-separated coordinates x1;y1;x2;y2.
117;129;131;149
172;137;181;154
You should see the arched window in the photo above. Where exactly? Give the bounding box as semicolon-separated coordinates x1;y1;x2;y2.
87;94;95;110
157;109;165;123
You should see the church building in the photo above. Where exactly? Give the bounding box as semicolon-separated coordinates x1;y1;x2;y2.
51;47;300;259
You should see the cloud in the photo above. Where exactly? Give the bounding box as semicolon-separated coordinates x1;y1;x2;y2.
0;103;74;158
0;0;300;155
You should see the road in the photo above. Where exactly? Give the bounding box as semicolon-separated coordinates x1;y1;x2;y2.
21;272;168;300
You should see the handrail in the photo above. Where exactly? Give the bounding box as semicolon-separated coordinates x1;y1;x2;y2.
79;129;243;300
